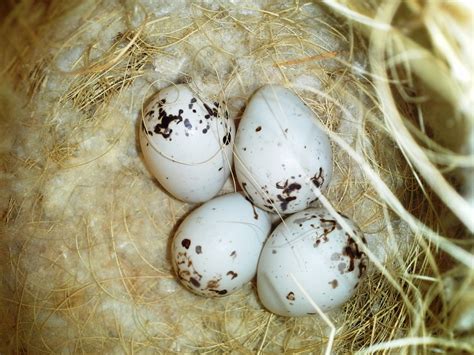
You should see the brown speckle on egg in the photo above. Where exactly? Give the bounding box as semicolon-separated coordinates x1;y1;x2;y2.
320;218;336;237
311;167;324;188
342;234;366;275
203;102;218;118
175;251;203;290
153;107;184;139
181;238;191;249
223;132;232;145
275;179;301;211
329;279;338;289
190;277;201;288
226;271;238;280
244;196;259;220
207;279;220;289
286;291;295;301
255;126;262;132
195;245;202;254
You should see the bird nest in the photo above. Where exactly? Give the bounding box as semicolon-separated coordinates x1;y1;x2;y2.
1;0;473;353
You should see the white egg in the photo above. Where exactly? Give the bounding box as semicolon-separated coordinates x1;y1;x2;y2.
234;85;332;214
140;84;234;203
257;207;368;316
171;193;272;297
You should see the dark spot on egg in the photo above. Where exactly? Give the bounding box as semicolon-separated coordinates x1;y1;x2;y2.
223;132;232;145
342;234;367;277
190;277;200;287
226;271;238;280
286;292;295;301
184;118;192;129
188;97;197;109
202;128;208;134
255;126;262;132
272;249;277;254
275;179;301;211
314;219;336;247
203;103;218;118
181;239;191;249
195;245;202;254
230;250;237;258
244;196;259;219
218;167;223;171
311;167;324;188
329;279;338;289
153;106;184;139
207;279;220;289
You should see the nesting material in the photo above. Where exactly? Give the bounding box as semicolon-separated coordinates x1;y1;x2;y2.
1;0;473;353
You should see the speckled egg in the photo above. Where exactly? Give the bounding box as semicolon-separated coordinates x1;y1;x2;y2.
172;193;272;297
257;207;367;316
234;85;332;214
140;84;234;203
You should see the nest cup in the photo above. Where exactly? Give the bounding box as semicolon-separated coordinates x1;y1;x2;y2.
1;0;473;353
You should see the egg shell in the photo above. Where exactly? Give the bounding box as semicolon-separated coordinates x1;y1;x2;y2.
172;193;272;297
140;84;234;203
234;85;332;214
257;207;368;316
